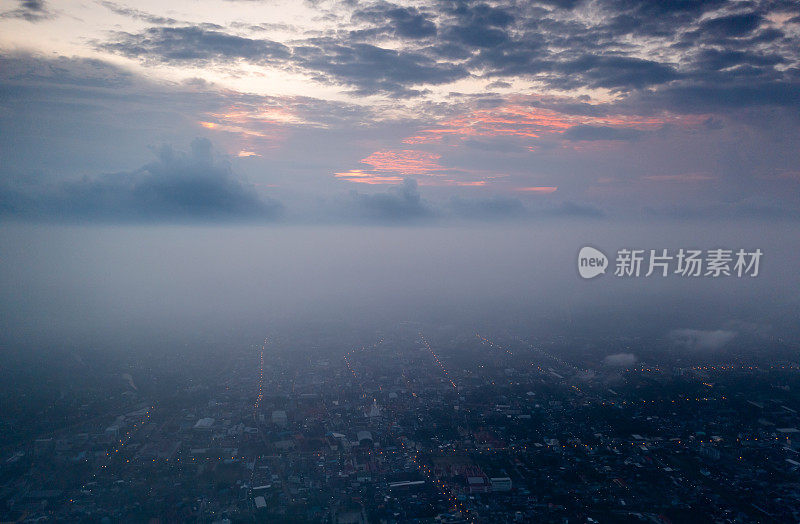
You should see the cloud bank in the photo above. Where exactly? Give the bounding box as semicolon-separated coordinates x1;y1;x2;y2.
669;329;737;351
603;353;637;367
0;138;283;222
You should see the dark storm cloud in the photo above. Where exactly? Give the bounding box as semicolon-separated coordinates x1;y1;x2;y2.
444;195;606;222
536;0;584;9
439;1;517;49
596;0;728;37
0;53;135;89
98;1;179;25
101;26;468;95
637;80;800;112
446;2;516;28
0;53;382;138
426;0;780;95
597;0;727;16
553;55;679;90
0;139;283;222
467;45;549;77
352;3;437;39
434;2;521;66
101;26;290;64
698;12;763;38
340;178;435;223
314;181;609;224
447;0;796;97
1;0;53;22
292;39;469;96
444;23;509;48
91;0;800;99
692;48;785;72
448;195;525;220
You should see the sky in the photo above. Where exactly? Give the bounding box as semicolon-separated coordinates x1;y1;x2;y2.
0;1;799;349
0;0;798;223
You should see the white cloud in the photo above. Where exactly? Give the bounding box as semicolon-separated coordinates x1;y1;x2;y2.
669;329;737;351
603;353;637;366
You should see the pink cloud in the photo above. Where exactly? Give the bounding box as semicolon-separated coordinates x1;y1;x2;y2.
515;186;558;193
335;95;710;188
401;96;708;146
360;150;444;175
333;169;405;184
334;150;453;185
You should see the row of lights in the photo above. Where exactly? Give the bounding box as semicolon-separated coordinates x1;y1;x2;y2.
476;334;513;356
419;332;457;389
253;338;267;421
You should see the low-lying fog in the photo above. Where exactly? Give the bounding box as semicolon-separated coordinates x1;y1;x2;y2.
1;221;797;351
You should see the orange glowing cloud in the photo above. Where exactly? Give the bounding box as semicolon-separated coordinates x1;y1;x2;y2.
360;150;444;175
207;105;303;126
336;96;709;187
418;179;488;187
334;169;405;184
515;186;558;193
451;180;487;187
402;98;708;146
402;106;577;144
334;150;451;184
197;103;307;154
337;149;502;185
197;120;280;140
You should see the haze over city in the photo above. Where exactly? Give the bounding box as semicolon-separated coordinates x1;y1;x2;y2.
1;0;800;522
